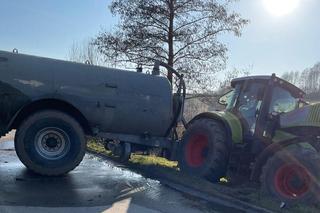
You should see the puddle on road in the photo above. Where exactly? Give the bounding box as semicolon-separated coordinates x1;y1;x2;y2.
85;154;165;201
0;150;228;212
0;152;173;209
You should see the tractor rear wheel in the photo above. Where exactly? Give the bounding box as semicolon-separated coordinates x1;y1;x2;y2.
178;119;228;182
261;148;320;203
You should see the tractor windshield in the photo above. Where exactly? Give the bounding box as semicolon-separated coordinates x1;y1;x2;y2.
218;84;240;110
236;82;266;133
220;81;266;134
225;85;240;111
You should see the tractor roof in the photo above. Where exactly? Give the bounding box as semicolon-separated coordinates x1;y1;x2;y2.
231;75;306;98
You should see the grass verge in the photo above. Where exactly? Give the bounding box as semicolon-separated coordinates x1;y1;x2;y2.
87;140;319;213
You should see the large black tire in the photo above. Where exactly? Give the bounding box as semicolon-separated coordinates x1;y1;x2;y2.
261;148;320;204
178;118;229;182
15;110;86;176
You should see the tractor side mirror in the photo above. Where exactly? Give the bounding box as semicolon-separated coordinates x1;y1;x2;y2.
218;96;227;106
218;90;234;106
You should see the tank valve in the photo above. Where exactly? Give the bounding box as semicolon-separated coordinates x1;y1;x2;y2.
152;61;160;76
136;64;143;73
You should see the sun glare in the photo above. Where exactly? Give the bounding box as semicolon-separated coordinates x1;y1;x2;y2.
263;0;300;16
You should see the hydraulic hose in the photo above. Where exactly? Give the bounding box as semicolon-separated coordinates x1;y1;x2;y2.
152;60;186;137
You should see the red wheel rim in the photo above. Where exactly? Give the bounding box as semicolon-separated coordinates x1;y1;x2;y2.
185;133;208;167
274;164;311;199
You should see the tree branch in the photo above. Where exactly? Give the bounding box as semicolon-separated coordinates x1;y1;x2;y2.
174;28;232;57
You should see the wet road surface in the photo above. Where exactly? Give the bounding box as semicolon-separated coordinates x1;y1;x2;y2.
0;140;229;213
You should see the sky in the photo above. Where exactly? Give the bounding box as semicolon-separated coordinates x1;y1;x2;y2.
0;0;319;76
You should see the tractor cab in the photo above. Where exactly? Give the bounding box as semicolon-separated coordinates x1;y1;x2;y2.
220;74;306;144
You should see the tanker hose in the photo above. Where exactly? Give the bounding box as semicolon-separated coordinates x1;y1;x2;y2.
153;60;186;137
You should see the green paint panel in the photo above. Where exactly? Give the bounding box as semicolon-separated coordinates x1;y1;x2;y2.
213;111;243;143
308;104;320;124
280;103;320;129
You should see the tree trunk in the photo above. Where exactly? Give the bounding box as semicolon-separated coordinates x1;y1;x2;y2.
167;0;175;84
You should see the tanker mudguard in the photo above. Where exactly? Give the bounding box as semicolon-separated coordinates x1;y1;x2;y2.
0;50;173;137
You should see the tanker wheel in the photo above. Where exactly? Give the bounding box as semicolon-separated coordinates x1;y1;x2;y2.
105;141;131;163
261;148;320;204
178;118;228;182
15;110;86;176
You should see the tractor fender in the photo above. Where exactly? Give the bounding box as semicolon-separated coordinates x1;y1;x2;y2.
188;111;243;148
250;136;319;182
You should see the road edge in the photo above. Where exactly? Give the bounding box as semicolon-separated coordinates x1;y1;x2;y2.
86;149;274;213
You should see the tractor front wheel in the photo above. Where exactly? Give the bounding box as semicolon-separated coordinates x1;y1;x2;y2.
178;119;228;182
261;148;320;203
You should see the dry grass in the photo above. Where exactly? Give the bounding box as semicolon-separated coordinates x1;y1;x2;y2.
87;140;178;168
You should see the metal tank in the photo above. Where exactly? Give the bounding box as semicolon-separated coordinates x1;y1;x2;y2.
0;50;173;137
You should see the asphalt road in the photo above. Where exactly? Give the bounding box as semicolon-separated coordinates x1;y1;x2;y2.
0;138;230;213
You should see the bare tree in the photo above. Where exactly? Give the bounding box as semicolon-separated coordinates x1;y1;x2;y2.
282;62;320;96
93;0;248;92
184;67;250;118
67;40;108;66
218;66;251;89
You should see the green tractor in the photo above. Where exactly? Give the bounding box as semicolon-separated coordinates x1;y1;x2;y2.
178;74;320;203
